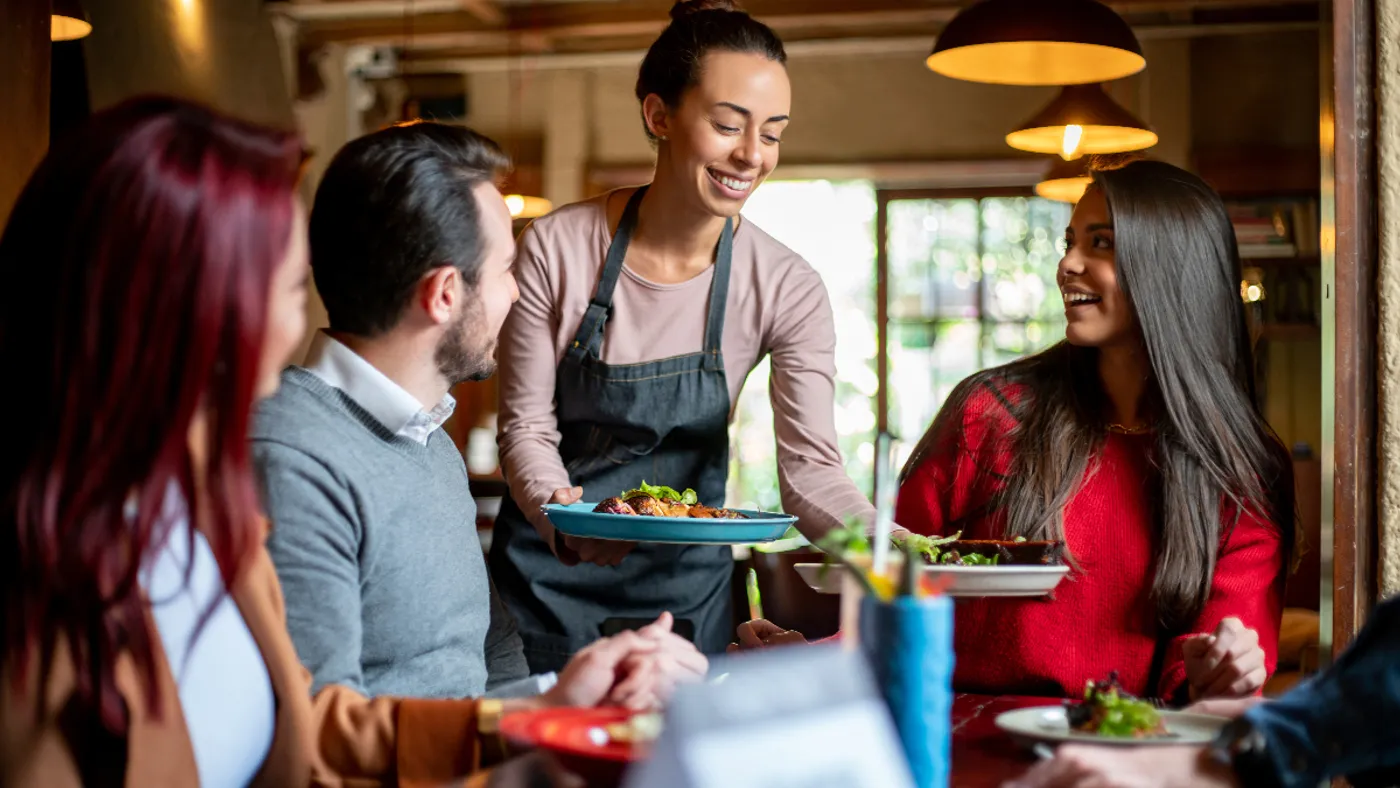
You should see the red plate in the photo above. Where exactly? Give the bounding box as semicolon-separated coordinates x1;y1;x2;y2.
499;707;649;785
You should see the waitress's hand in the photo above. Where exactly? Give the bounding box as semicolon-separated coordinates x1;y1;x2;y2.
547;486;636;567
1182;617;1267;699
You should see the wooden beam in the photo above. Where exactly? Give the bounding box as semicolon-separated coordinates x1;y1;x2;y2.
296;0;1322;51
458;0;505;26
402;20;1320;72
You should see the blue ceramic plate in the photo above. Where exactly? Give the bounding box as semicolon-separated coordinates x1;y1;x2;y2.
541;503;796;545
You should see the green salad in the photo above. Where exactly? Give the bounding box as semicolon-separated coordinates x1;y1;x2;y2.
621;481;698;505
1066;673;1167;738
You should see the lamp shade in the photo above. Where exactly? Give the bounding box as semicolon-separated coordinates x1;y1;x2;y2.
1006;83;1157;159
52;0;92;41
926;0;1144;86
1034;157;1093;204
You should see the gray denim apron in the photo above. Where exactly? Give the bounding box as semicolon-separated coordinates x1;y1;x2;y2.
488;186;735;674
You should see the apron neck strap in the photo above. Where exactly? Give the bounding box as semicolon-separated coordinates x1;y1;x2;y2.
702;216;733;364
568;184;734;363
567;186;648;356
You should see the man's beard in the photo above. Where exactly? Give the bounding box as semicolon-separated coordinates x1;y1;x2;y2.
434;301;496;385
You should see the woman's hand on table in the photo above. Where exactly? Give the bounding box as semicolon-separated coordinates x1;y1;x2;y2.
1183;617;1267;699
546;486;637;567
727;619;809;652
608;612;709;709
540;614;707;711
1002;745;1237;788
542;630;659;709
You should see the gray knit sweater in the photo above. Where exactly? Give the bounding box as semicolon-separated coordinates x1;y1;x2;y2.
252;367;528;699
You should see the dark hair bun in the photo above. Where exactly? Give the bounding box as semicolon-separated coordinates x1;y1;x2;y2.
670;0;740;20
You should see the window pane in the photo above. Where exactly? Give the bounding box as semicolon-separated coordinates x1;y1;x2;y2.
888;199;981;320
981;196;1073;322
984;321;1059;369
888;319;981;448
729;180;878;510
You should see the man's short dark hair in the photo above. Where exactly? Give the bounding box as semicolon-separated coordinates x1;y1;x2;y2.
308;121;509;336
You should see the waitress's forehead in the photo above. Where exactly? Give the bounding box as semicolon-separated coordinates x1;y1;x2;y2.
688;51;791;121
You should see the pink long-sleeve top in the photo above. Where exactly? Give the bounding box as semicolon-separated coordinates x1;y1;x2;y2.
496;189;875;539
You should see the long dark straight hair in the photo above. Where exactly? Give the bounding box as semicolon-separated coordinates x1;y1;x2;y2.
0;97;301;733
901;160;1295;630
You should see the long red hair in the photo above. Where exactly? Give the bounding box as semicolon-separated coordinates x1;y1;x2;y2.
0;96;301;733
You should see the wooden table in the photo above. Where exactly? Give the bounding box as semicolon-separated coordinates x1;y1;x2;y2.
514;693;1051;787
950;694;1047;786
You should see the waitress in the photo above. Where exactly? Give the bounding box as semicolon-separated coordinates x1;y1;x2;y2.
488;0;875;672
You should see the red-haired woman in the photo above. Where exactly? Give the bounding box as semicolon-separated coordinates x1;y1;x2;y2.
0;97;660;787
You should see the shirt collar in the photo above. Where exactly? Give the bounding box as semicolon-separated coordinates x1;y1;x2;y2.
301;331;455;445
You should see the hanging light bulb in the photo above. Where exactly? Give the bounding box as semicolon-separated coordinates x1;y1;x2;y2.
1007;83;1157;157
926;0;1144;86
52;0;92;41
1060;125;1085;161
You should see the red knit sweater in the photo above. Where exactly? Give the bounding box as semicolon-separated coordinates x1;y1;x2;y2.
894;380;1285;701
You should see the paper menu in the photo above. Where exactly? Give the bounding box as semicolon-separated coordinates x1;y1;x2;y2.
623;644;916;788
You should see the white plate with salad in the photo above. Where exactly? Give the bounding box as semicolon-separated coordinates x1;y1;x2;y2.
796;529;1070;598
995;675;1228;746
794;562;1069;597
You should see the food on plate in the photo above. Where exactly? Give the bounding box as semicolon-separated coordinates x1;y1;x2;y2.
1064;672;1168;738
594;497;637;515
590;480;748;519
902;532;1066;567
602;711;664;744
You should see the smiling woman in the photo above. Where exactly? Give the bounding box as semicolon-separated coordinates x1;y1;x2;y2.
895;159;1296;704
488;0;878;673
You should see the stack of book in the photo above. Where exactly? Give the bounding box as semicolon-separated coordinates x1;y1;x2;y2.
1227;199;1320;259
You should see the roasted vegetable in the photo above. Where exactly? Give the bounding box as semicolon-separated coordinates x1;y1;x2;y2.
594;497;637;515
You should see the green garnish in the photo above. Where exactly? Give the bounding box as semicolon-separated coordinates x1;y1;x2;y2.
621;480;698;505
901;531;962;564
1014;536;1027;543
1087;688;1161;738
957;553;1000;566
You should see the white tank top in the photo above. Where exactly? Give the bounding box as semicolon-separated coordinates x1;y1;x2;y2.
142;495;274;788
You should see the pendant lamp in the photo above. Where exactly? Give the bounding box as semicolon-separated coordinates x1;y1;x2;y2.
52;0;92;41
926;0;1144;86
1034;157;1093;204
1006;83;1157;160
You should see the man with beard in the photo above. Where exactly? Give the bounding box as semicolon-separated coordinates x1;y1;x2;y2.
252;122;705;705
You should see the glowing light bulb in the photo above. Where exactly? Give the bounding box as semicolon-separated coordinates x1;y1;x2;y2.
505;194;526;217
1060;124;1084;160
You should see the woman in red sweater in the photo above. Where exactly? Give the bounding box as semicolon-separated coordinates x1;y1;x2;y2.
893;159;1295;704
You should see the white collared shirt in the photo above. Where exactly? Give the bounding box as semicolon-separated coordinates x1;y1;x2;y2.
302;331;455;445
